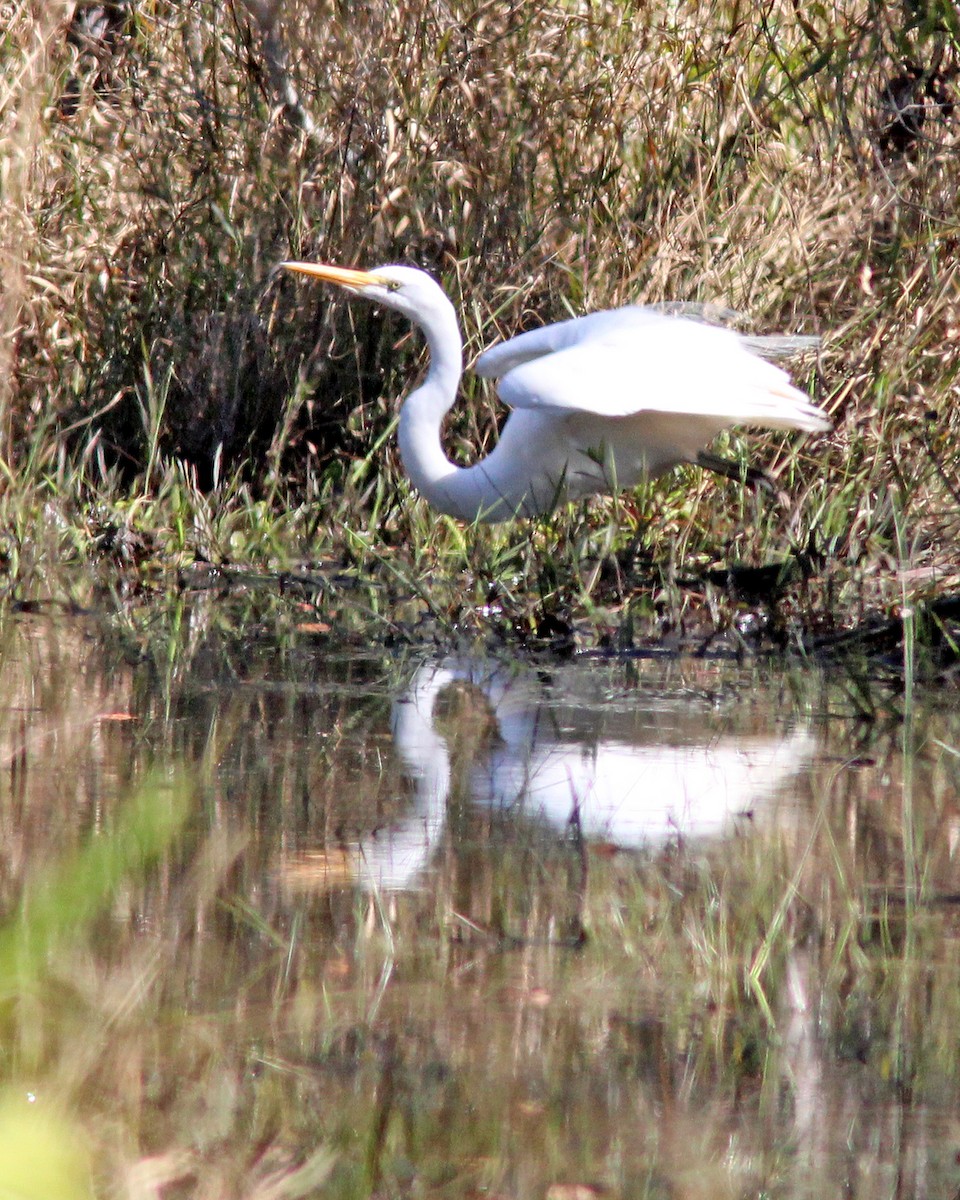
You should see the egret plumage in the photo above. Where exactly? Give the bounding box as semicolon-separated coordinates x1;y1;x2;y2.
282;262;829;523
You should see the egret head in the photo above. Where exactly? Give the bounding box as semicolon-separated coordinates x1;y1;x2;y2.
280;261;446;325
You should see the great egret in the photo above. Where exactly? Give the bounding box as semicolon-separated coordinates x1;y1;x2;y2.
282;262;830;523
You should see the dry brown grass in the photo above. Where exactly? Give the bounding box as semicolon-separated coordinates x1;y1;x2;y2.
0;0;958;628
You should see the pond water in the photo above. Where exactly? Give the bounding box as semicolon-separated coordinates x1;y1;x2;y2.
1;600;960;1199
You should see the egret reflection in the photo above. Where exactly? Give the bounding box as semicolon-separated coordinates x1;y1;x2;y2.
290;660;817;893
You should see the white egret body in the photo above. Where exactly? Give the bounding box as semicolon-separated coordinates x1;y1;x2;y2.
282;262;830;523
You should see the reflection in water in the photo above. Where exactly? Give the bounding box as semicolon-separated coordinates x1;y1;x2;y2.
7;612;960;1198
343;660;818;892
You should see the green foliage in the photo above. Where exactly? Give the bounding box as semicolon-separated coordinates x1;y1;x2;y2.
0;774;190;995
0;1096;93;1200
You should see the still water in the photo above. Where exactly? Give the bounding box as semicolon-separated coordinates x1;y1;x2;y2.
2;602;960;1199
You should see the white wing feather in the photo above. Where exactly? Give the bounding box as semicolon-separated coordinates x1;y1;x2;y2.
477;309;828;433
474;308;666;378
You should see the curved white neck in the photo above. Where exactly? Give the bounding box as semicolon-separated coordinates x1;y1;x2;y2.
396;299;461;494
396;301;526;522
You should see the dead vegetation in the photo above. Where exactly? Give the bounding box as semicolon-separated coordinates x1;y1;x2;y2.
0;0;958;634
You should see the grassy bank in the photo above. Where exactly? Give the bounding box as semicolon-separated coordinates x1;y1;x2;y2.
1;1;959;647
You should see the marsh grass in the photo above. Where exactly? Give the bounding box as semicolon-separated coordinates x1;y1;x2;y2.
2;0;960;641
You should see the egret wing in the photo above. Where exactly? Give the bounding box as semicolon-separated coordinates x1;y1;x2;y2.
475;307;666;378
477;304;820;377
493;318;829;432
